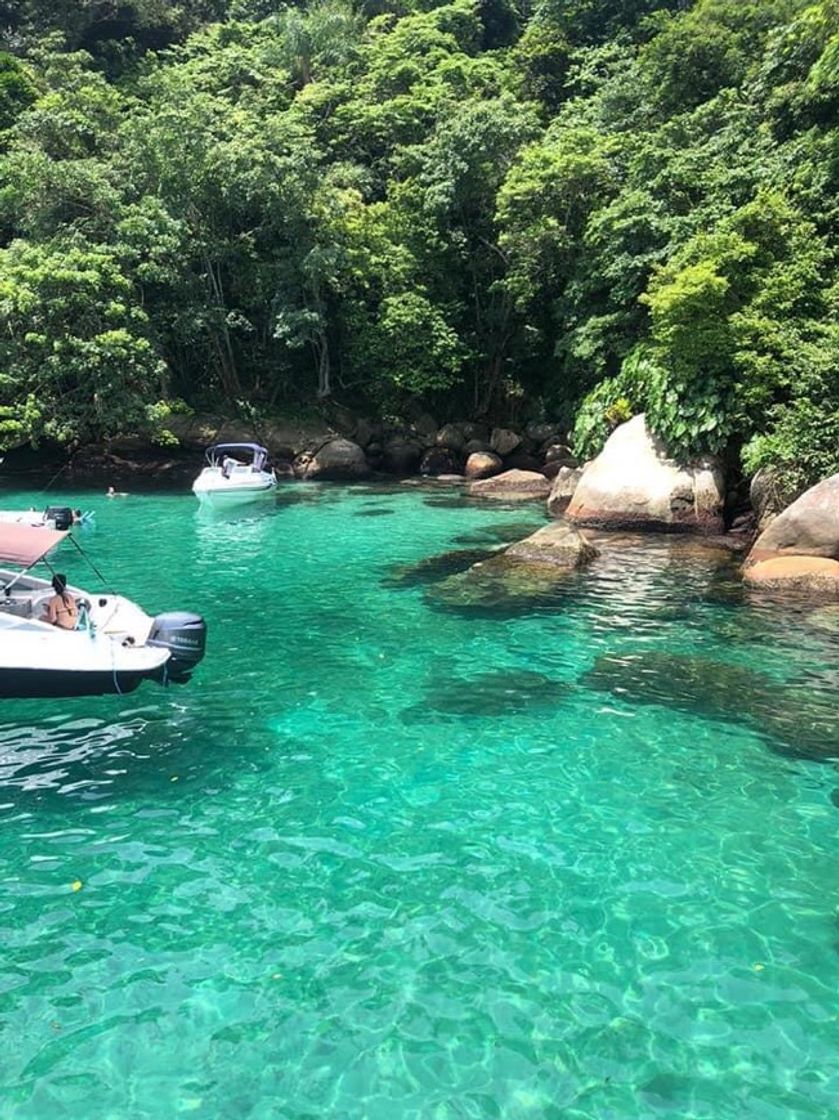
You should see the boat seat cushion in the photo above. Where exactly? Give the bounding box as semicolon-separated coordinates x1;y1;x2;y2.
0;596;32;618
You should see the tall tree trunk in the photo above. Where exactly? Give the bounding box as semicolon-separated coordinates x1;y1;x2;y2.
310;332;331;398
479;352;503;417
205;255;242;399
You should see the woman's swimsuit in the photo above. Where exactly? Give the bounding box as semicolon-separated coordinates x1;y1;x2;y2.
49;595;78;629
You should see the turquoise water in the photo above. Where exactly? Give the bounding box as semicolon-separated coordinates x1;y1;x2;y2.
0;481;837;1119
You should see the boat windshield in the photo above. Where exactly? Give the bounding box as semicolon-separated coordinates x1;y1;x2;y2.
205;443;269;471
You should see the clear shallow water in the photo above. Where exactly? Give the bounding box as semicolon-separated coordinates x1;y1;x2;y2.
0;480;837;1119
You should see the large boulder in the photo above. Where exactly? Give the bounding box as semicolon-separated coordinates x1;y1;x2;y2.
413;413;439;441
743;557;839;596
566;414;724;534
490;427;522;457
420;446;461;476
543;442;577;465
353;417;381;450
468;469;552;501
525;422;562;445
461;421;489;443
746;473;839;565
465;451;503;480
503;452;543;473
436;424;466;453
300;437;369;481
547;466;585;517
464;438;491;455
749;466;788;531
382;437;422;476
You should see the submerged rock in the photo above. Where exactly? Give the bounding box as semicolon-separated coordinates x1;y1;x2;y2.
406;669;561;718
807;604;839;636
504;522;599;567
468;469;552;502
454;520;546;546
422;494;472;509
383;547;501;588
567;414;724;534
764;689;839;761
582;651;839;762
427;554;577;613
582;652;775;718
427;522;596;613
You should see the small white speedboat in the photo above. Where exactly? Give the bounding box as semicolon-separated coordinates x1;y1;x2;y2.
192;443;276;506
0;523;206;698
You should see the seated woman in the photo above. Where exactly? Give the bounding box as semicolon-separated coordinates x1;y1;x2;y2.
42;574;79;630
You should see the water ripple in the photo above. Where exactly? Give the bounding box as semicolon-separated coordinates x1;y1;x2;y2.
0;486;836;1119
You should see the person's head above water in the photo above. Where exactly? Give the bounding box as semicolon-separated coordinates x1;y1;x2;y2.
51;573;68;595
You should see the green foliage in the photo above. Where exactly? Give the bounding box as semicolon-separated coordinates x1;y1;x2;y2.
0;52;37;135
0;0;833;490
365;290;464;396
571;346;647;459
0;239;166;448
743;396;839;492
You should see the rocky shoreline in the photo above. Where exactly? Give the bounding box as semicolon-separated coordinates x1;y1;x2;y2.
3;409;837;601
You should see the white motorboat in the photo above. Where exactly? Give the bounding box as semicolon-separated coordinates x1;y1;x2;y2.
0;522;206;698
192;443;276;506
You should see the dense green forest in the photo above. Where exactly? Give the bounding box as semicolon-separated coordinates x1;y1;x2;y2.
0;0;836;486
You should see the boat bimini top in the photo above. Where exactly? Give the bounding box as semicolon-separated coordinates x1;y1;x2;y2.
205;443;269;471
0;522;67;570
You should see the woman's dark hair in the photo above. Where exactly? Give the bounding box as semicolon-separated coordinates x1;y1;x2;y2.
51;573;71;605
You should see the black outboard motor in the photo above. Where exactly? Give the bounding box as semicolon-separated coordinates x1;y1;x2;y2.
44;506;73;531
148;611;207;682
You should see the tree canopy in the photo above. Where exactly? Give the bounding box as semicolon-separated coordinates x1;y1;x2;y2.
0;0;836;487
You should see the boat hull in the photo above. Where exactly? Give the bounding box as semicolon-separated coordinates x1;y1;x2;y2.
0;667;150;698
194;483;276;506
192;466;277;506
